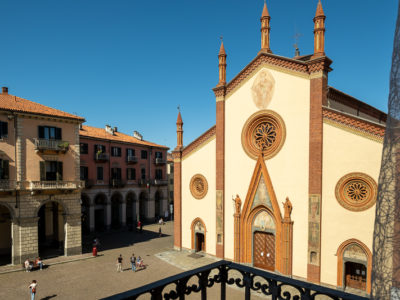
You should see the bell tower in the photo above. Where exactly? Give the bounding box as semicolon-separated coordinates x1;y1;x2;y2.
260;1;272;53
312;0;326;58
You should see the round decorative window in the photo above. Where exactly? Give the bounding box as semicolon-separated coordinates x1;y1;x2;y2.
335;173;377;211
190;174;208;199
241;110;286;160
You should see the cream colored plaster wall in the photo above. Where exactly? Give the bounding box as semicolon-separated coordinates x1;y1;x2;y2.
181;138;216;255
23;117;78;181
321;123;382;286
225;66;310;279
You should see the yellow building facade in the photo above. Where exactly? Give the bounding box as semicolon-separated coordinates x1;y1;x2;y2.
173;2;385;295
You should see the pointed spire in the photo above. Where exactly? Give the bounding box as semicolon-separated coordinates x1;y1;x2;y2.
315;0;325;17
260;1;272;53
217;37;227;86
176;109;183;150
262;1;270;18
312;0;326;58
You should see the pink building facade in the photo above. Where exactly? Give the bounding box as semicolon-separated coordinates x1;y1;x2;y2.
79;125;169;232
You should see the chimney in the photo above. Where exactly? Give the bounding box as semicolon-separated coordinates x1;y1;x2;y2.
105;125;113;134
133;131;143;140
113;127;118;132
2;87;8;95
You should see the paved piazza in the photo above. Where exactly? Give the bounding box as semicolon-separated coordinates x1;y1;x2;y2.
0;222;260;300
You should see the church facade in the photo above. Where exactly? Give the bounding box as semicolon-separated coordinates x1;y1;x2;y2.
173;1;385;295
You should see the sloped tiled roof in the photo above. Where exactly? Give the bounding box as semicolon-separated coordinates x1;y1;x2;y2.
0;93;85;121
323;107;385;139
80;125;169;149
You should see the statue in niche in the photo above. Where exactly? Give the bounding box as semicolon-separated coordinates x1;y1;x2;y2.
251;69;275;109
283;197;293;219
234;195;242;215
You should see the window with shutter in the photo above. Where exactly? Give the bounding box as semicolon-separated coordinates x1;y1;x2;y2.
40;161;46;181
0;121;8;139
0;159;9;179
57;162;63;181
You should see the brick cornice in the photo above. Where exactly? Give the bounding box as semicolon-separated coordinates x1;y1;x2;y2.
182;125;216;158
222;53;332;98
323;107;385;141
212;86;226;98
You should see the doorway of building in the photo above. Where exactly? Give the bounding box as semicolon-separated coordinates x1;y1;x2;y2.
253;231;275;271
345;261;367;291
0;204;12;265
195;233;205;252
38;201;65;258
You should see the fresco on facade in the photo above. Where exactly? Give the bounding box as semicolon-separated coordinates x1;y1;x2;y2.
253;210;275;231
344;244;367;261
252;175;272;209
251;69;275;109
309;222;320;247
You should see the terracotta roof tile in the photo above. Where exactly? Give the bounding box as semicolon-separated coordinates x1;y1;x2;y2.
0;93;85;121
80;125;168;149
323;107;385;138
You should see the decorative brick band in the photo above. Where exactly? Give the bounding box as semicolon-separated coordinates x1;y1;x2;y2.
182;126;216;158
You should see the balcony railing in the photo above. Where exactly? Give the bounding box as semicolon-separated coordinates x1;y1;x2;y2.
126;156;138;164
139;179;149;186
95;153;109;162
34;139;69;153
110;179;125;188
101;260;369;300
29;180;84;190
153;179;168;186
0;180;17;191
154;158;166;165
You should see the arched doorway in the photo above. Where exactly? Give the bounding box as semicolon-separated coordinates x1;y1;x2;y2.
337;239;372;293
0;204;12;265
139;192;147;222
191;218;206;252
155;191;161;220
94;193;107;232
126;192;136;226
252;210;276;271
37;201;65;258
81;194;90;235
111;193;122;229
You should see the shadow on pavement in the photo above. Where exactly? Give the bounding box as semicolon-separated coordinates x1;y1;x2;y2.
40;295;57;300
82;228;170;254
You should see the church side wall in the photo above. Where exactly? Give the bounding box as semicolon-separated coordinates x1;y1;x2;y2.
224;66;310;279
321;123;382;286
181;138;216;255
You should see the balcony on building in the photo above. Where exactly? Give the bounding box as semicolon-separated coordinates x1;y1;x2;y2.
154;158;166;165
0;180;17;191
84;179;94;189
139;179;149;186
28;180;84;191
110;179;125;188
126;156;138;164
153;179;168;186
95;152;109;162
34;139;69;153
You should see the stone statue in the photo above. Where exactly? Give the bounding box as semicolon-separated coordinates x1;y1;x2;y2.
283;197;293;219
234;195;242;215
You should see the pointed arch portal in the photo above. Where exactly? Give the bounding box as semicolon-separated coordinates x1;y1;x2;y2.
238;154;293;275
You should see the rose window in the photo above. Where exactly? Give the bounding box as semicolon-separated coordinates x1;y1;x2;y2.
335;173;377;211
242;110;285;160
190;174;208;199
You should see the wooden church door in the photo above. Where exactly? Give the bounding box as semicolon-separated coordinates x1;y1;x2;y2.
253;231;275;271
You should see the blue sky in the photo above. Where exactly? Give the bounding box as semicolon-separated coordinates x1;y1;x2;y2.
0;0;397;150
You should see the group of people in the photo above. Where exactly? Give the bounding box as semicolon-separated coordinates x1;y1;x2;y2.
24;257;43;272
116;253;146;272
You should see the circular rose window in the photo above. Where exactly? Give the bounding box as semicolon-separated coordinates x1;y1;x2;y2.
335;173;377;211
241;110;286;160
190;174;208;199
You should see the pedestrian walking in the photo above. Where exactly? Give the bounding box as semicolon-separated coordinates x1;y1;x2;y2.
139;221;143;233
130;254;136;272
159;226;162;237
116;254;123;272
28;280;37;300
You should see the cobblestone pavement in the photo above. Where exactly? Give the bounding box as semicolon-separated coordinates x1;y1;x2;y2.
0;222;255;300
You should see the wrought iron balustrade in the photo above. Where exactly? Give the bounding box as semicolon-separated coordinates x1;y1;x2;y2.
29;180;84;190
110;179;125;188
95;152;109;161
126;156;138;163
0;180;16;190
101;260;369;300
153;179;168;186
34;138;69;152
155;158;166;165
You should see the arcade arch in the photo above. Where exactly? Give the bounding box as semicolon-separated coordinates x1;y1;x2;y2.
0;203;13;265
94;193;107;232
126;192;137;226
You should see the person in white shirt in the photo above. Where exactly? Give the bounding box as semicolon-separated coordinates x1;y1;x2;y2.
28;280;37;300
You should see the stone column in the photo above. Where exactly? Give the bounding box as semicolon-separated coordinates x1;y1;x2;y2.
106;203;111;230
64;213;82;256
121;201;126;227
15;217;39;264
89;204;95;232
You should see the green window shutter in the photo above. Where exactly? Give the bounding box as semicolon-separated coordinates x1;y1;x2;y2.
40;161;46;181
57;162;63;181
